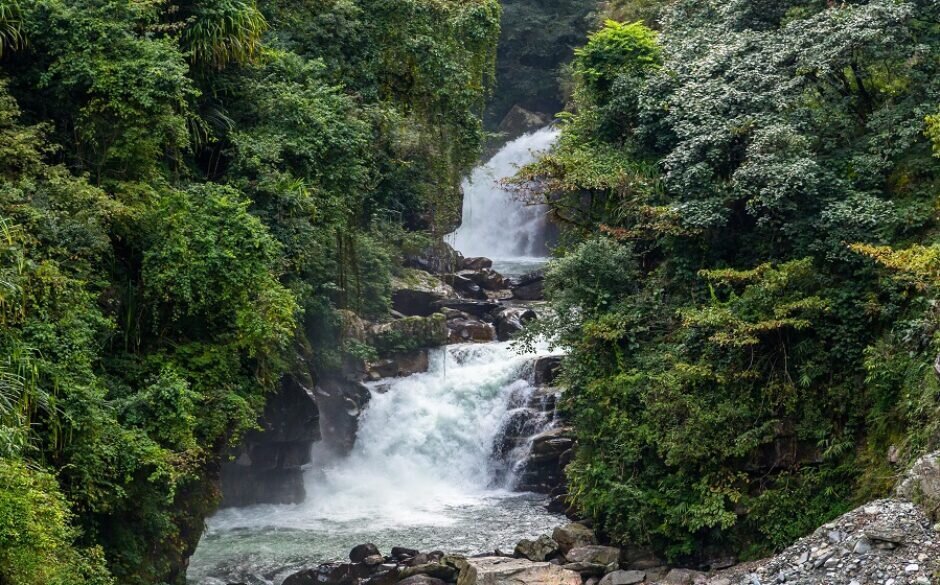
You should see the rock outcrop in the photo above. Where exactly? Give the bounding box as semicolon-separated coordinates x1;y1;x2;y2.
455;556;581;585
392;269;457;316
895;450;940;522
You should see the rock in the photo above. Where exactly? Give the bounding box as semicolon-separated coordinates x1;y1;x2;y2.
448;318;496;343
461;257;494;271
533;356;562;386
392;546;420;560
561;562;606;576
663;568;705;584
495;307;537;341
497;106;549;142
368;350;430;379
399;562;458;581
552;522;597;554
458;268;507;292
456;556;581;585
433;299;501;319
896;451;940;521
516;426;575;492
514;534;559;562
363;555;385;566
372;314;449;351
392;269;457;316
511;272;544;301
398;576;448;585
599;570;646;585
315;377;372;454
351;543;382;563
564;545;620;566
449;274;488;300
405;241;463;275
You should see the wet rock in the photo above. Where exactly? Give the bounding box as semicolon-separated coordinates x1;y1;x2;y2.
516;427;575;492
449;274;488;300
372;314;449;351
399;562;458;581
433;299;501;319
448;318;496;343
398;576;448;585
461;257;494;271
315;377;372;454
514;534;559;562
552;522;597;554
599;570;646;585
896;450;940;521
495;307;537;341
392;547;420;561
533;356;562;386
455;556;581;585
497;106;550;142
392;269;457;316
511;272;544;301
565;545;620;566
351;543;382;563
458;268;507;292
368;350;430;379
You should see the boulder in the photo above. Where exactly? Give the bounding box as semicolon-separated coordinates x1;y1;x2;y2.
368;350;430;379
392;547;420;561
449;274;488;300
314;377;372;454
497;106;550;141
283;561;384;585
461;256;494;271
517;427;575;492
398;576;448;585
448;318;496;343
372;314;449;352
663;568;706;585
511;272;544;301
533;356;562;386
433;299;501;319
599;570;645;585
456;556;581;585
398;562;457;581
495;307;537;341
351;543;381;563
896;451;940;521
552;523;596;554
514;534;559;562
392;269;456;316
561;562;606;576
459;269;507;292
405;241;463;275
564;545;620;566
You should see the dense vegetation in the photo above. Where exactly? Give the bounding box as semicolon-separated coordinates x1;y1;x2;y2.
0;0;498;583
523;0;940;562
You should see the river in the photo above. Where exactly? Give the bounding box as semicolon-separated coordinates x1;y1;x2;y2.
188;129;562;585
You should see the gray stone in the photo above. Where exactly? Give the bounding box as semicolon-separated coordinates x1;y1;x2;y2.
351;543;381;563
514;534;559;562
564;545;621;566
552;522;597;553
456;556;581;585
896;451;940;521
599;570;646;585
663;568;706;585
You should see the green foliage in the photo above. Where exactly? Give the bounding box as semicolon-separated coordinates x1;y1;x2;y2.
0;459;114;585
0;0;498;580
530;0;940;563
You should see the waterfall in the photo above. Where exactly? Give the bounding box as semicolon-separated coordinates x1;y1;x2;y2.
449;127;559;264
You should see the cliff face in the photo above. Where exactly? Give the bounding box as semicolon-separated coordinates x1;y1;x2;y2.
484;0;597;131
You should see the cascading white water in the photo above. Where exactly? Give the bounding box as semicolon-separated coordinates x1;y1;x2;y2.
188;130;564;585
188;343;563;585
448;127;559;273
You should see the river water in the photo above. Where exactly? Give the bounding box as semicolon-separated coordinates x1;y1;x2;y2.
188;129;562;585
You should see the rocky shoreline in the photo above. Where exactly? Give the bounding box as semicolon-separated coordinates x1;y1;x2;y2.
233;451;940;585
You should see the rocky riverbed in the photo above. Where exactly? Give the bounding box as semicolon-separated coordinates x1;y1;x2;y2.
240;450;940;585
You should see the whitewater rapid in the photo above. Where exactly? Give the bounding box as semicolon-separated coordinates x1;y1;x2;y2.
188;343;564;584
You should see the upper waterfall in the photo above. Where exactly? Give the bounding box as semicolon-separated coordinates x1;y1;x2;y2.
448;127;559;264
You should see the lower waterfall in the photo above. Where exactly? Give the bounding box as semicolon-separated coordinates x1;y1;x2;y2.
188;343;565;585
